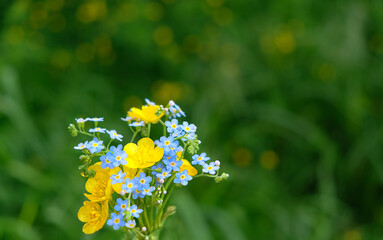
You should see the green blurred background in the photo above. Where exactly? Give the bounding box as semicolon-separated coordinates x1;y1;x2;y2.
1;0;383;239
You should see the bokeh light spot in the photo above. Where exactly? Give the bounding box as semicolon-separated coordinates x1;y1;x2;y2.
76;0;107;23
153;25;174;46
144;2;164;22
51;49;71;69
274;31;296;54
76;43;95;63
232;147;252;167
259;150;279;170
343;230;361;240
152;81;185;103
213;8;233;26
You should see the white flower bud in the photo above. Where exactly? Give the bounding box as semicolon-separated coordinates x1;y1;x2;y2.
159;179;164;184
120;190;126;195
197;140;201;144
142;227;147;232
163;191;167;195
158;191;162;194
169;100;175;106
215;160;220;166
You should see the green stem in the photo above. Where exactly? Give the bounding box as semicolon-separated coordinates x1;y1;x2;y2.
159;120;166;136
155;184;175;228
130;131;138;143
148;123;151;138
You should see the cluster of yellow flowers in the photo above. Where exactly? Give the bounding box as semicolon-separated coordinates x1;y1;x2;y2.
69;99;228;238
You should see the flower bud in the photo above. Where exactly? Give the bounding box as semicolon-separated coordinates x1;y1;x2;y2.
163;190;167;195
142;227;147;232
215;172;229;183
120;190;126;196
169;100;175;106
79;155;90;163
215;160;220;166
159;179;164;184
68;124;77;137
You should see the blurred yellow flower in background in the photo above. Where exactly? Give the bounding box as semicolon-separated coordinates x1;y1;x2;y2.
128;105;164;124
124;138;164;168
78;200;108;234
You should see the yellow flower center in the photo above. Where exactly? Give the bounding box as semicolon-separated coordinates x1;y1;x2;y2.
113;133;117;136
121;204;126;209
185;127;190;131
116;156;121;160
80;145;84;148
131;209;136;213
165;141;170;145
172;124;177;128
96;128;100;131
208;166;213;170
116;175;120;179
136;190;141;193
144;189;149;193
180;175;185;180
170;162;175;166
114;219;120;224
162;172;167;176
128;183;133;188
198;157;202;161
92;143;98;147
129;224;134;227
140;179;145;184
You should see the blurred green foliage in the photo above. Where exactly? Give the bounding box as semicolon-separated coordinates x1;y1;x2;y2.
1;0;383;239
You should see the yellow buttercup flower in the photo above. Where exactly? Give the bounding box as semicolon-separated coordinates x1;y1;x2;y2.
180;159;198;176
128;105;164;124
124;137;164;168
84;164;113;202
78;200;108;234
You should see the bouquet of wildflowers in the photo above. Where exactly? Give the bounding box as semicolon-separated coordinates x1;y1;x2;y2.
68;99;228;240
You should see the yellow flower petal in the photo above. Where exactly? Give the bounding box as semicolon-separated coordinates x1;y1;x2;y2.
124;137;164;168
180;159;198;176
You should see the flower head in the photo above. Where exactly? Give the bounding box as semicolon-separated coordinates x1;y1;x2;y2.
76;118;88;123
114;198;129;213
106;130;123;141
191;152;210;165
135;172;152;191
78;201;108;234
107;213;125;230
89;127;106;133
174;170;192;186
111;171;126;185
128;105;164;124
84;165;113;202
121;178;137;193
110;145;128;166
126;219;136;228
124;138;164;168
129;121;145;127
129;205;143;218
89;117;104;122
164;156;182;172
202;162;220;175
86;137;105;154
100;152;116;169
74;141;88;150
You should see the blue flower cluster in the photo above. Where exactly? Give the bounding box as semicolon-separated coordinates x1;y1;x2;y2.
164;119;196;141
119;172;156;200
100;145;127;169
168;100;186;119
107;198;142;230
